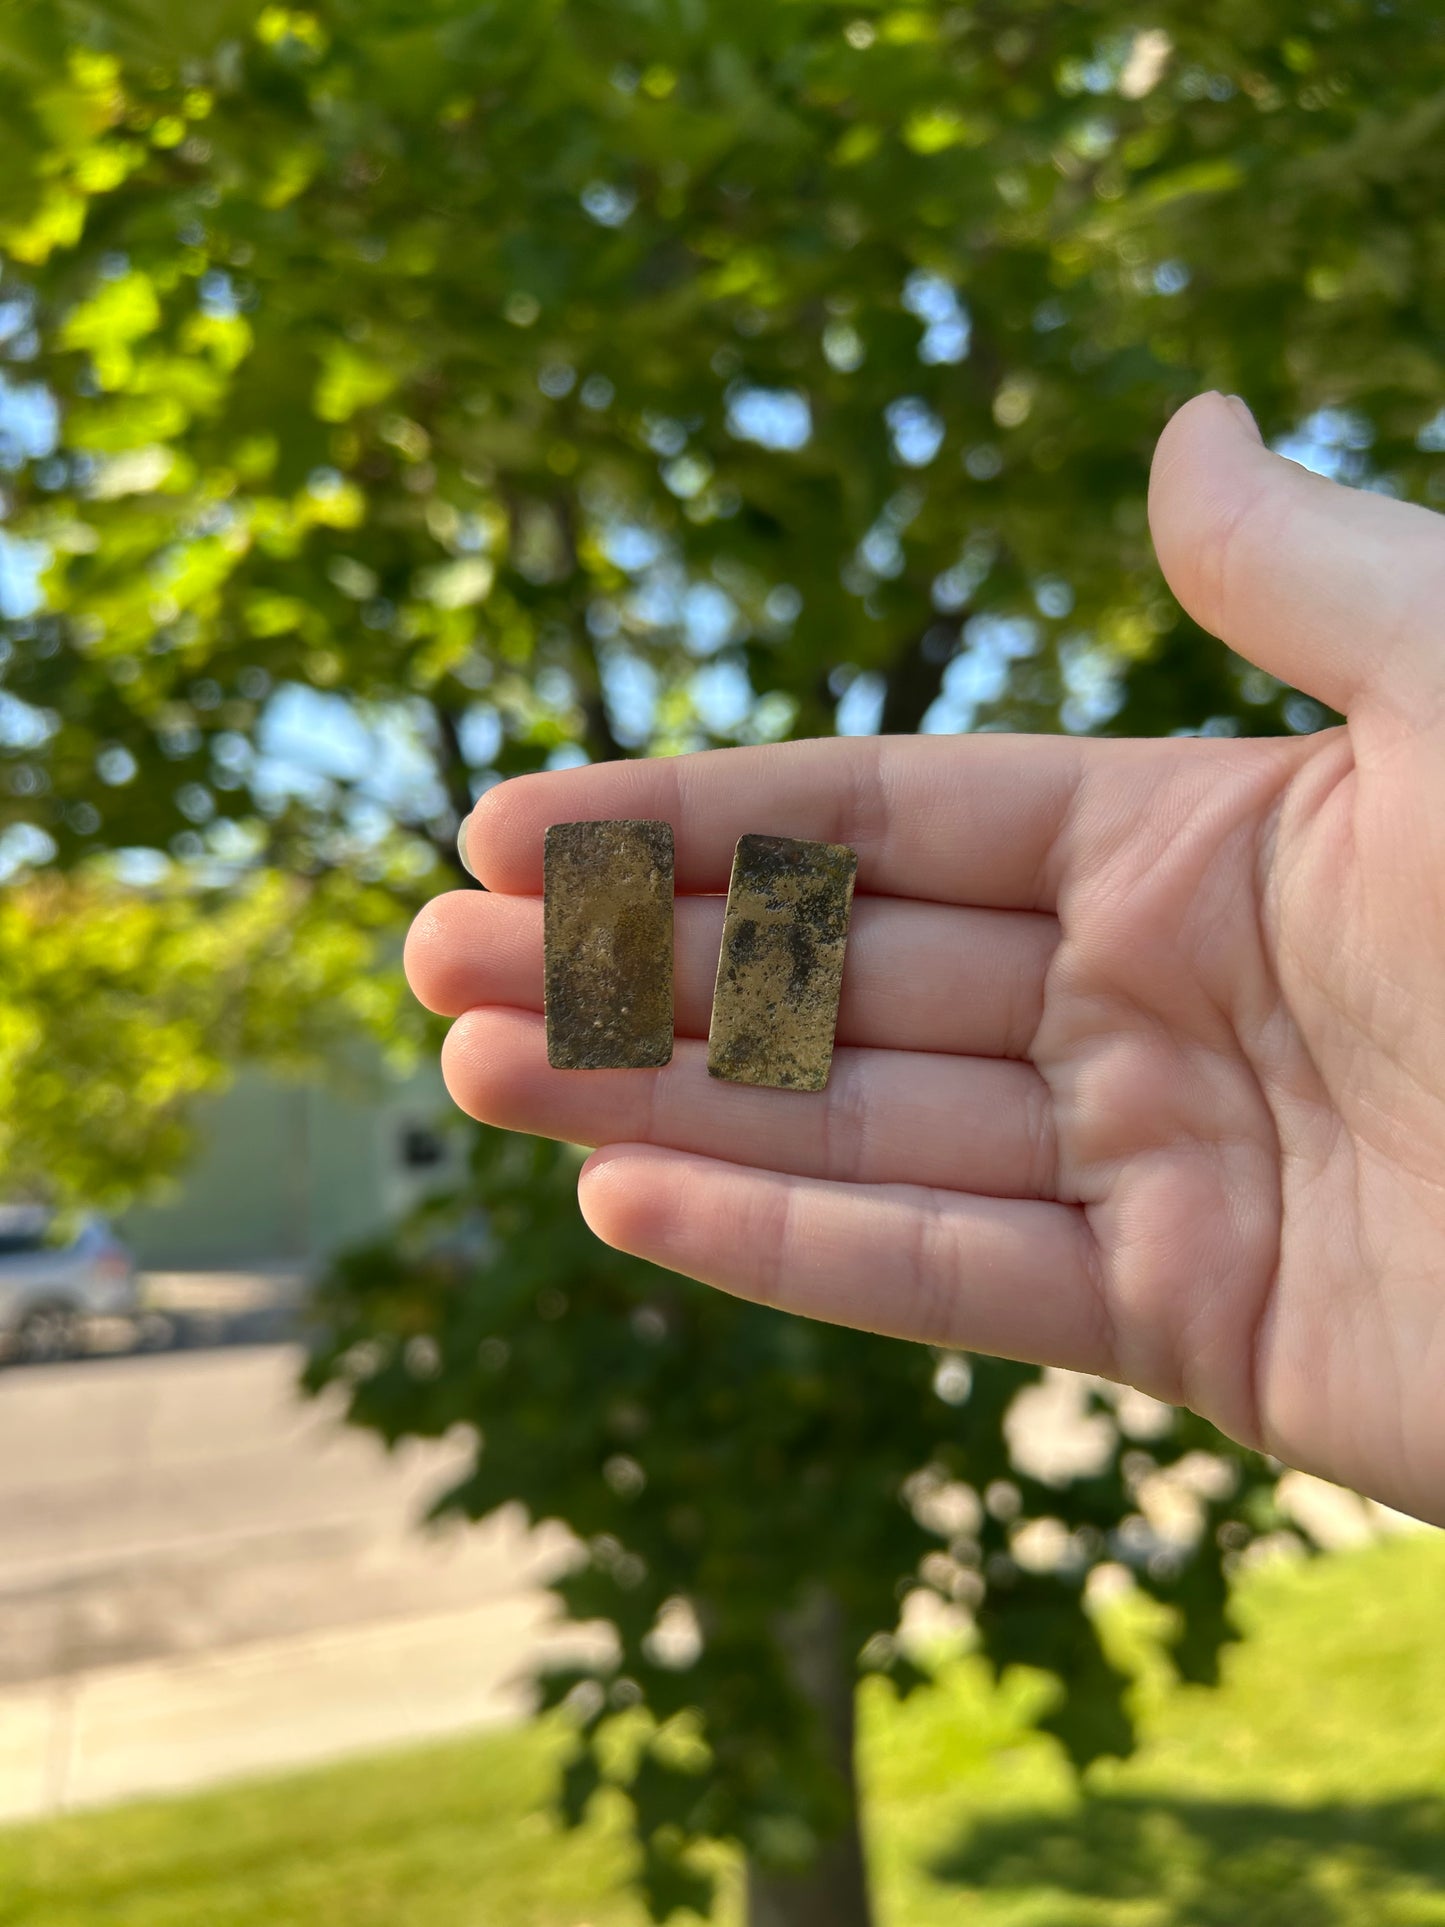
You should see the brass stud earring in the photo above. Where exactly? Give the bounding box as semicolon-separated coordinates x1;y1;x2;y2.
544;820;674;1069
707;834;857;1092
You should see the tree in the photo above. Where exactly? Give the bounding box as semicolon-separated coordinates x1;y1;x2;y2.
305;1131;1286;1922
3;1;1443;1917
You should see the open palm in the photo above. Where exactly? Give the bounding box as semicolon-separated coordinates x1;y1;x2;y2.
407;393;1445;1526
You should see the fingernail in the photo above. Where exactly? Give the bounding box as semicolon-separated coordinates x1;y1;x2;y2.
457;814;477;879
1222;393;1262;442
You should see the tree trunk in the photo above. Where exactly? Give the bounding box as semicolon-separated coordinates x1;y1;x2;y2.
745;1589;876;1927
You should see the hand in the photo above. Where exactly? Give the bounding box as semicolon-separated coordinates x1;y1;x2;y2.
406;392;1445;1527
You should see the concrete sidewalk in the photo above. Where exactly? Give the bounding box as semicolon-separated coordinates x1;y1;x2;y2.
0;1596;605;1823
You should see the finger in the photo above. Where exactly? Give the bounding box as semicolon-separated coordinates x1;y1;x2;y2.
464;734;1086;908
1149;389;1445;718
577;1145;1110;1371
407;889;1057;1058
441;1009;1058;1199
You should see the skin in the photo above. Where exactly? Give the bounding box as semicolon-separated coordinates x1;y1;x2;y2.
406;392;1445;1527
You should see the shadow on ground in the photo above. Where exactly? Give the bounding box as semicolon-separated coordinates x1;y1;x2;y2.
138;1301;304;1352
928;1792;1445;1923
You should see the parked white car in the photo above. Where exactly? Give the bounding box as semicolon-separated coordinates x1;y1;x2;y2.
0;1207;142;1362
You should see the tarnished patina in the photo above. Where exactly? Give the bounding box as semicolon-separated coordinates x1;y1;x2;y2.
707;833;857;1091
544;819;674;1069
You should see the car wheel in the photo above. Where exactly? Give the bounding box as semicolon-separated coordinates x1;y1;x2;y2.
16;1303;81;1364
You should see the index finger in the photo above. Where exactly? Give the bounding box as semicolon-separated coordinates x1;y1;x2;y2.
465;734;1086;909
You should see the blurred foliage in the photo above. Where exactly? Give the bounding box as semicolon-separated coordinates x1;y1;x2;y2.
0;865;412;1205
3;0;1444;1918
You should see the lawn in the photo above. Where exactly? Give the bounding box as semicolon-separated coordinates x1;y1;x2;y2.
3;1531;1444;1927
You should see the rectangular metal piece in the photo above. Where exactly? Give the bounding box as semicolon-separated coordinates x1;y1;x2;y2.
544;820;674;1069
708;833;857;1092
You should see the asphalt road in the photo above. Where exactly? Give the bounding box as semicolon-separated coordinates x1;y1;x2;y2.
0;1343;557;1687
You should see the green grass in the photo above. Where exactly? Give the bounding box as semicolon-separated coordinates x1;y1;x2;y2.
4;1532;1445;1926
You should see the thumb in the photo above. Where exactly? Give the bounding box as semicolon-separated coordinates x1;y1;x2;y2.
1148;390;1445;720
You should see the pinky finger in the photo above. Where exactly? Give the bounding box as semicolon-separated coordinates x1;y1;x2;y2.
577;1145;1112;1374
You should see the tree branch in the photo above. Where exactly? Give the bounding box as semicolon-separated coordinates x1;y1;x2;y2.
550;492;628;765
432;701;477;884
877;617;961;736
578;633;627;763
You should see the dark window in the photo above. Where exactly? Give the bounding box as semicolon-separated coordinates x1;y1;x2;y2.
0;1208;52;1257
400;1126;445;1170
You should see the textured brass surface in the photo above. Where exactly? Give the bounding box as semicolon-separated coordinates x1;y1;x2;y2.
708;834;857;1091
544;820;674;1069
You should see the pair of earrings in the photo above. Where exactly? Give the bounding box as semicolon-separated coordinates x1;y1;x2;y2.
544;820;857;1092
